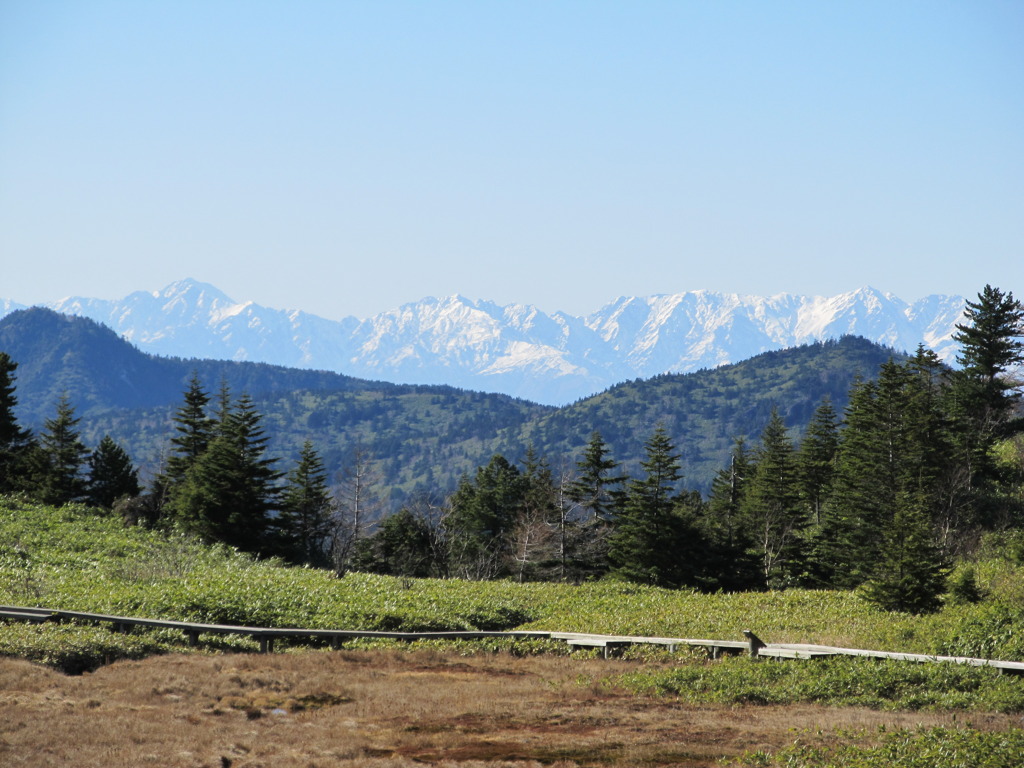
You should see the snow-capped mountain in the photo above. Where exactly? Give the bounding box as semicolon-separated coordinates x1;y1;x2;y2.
0;280;967;405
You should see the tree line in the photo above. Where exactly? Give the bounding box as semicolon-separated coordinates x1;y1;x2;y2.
1;285;1022;613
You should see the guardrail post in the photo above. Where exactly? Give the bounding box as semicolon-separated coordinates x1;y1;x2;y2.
743;630;765;659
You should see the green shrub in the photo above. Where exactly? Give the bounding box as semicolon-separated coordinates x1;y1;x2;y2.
734;726;1024;768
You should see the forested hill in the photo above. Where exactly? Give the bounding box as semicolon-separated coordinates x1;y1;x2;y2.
0;307;547;424
1;308;900;499
501;336;902;486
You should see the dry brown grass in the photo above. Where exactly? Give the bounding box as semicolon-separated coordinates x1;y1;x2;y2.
0;649;1016;767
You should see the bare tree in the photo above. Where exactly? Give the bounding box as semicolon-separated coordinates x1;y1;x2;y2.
330;448;383;576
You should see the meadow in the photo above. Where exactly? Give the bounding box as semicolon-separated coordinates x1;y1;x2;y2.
2;497;1024;767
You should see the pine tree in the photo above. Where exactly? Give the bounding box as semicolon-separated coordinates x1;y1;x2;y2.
154;372;215;503
707;438;753;551
740;408;803;588
167;391;282;553
86;435;141;509
276;441;334;565
822;357;954;587
607;427;706;588
947;285;1024;524
0;353;34;494
797;397;840;526
705;438;760;589
567;432;625;522
350;507;434;578
36;393;89;506
444;454;526;579
861;503;948;614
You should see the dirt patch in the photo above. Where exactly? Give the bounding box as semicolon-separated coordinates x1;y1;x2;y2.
0;650;1016;767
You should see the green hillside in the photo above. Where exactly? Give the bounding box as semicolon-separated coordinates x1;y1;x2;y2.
1;308;898;501
3;499;1024;691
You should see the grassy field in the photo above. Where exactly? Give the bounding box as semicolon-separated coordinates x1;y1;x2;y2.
2;497;1024;767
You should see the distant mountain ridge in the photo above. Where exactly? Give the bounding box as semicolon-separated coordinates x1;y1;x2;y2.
0;308;895;497
0;279;967;405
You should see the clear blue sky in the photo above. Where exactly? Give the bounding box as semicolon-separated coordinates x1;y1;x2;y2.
2;1;1022;319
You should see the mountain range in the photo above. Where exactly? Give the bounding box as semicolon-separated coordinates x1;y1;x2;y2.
0;308;899;498
0;279;967;405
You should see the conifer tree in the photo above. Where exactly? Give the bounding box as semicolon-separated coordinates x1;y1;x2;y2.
567;432;625;522
608;427;705;588
947;285;1024;523
707;437;753;550
861;504;948;613
86;435;141;509
444;454;526;579
154;372;215;503
740;408;803;587
0;353;34;493
822;357;953;587
36;393;89;506
168;390;282;553
350;507;434;578
797;397;840;526
276;440;334;565
705;438;760;589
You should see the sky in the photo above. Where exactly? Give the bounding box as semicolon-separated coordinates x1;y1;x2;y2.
1;1;1022;320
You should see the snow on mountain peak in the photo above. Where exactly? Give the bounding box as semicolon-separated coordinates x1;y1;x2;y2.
0;281;969;406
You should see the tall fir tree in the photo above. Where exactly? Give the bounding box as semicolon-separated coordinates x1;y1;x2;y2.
167;390;282;553
444;454;526;580
86;435;141;509
0;353;34;494
607;426;706;588
567;432;625;522
861;503;949;614
821;357;953;587
740;408;803;587
797;397;840;527
947;285;1024;525
705;438;760;589
36;393;89;506
276;440;334;565
154;372;215;504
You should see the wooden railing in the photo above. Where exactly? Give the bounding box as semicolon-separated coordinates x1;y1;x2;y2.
2;605;1022;673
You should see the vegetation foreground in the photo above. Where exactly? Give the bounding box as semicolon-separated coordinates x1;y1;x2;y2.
3;499;1024;766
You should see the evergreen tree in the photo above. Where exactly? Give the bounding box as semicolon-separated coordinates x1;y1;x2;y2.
607;427;706;588
167;391;282;553
707;437;753;550
561;433;626;581
822;357;953;586
567;432;625;522
0;353;34;494
797;397;840;526
444;454;526;579
740;408;803;588
947;285;1024;524
276;440;334;565
36;393;89;506
705;438;760;589
861;503;948;614
350;507;436;578
86;435;141;509
154;372;215;503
